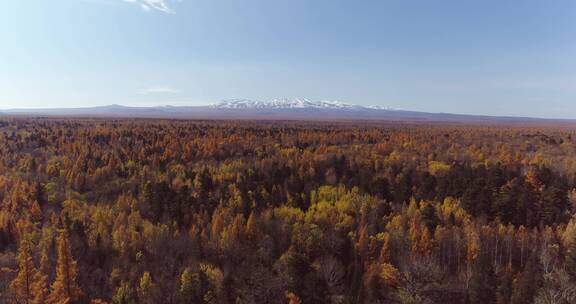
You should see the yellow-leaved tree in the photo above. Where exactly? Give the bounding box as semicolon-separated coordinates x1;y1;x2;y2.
378;233;400;287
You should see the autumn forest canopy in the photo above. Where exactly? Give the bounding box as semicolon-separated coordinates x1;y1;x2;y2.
1;118;576;304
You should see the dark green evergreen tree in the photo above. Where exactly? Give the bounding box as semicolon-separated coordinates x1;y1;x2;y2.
511;254;542;304
468;250;497;304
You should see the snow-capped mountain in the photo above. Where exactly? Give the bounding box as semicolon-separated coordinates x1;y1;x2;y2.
211;98;371;110
2;102;563;123
366;105;396;110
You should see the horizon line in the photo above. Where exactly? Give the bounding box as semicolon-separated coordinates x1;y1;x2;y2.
1;102;575;122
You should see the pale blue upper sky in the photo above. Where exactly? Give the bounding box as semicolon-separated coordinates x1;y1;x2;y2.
1;0;575;118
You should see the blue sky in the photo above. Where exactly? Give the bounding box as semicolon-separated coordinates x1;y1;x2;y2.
0;0;575;118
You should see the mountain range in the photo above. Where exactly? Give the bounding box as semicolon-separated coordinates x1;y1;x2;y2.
210;98;391;110
0;99;571;124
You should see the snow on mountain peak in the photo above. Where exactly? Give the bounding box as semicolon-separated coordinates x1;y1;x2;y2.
211;98;385;110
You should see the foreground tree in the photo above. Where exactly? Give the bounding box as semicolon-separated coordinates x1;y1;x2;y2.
137;272;157;304
468;251;497;304
511;254;542;304
48;228;83;304
179;267;211;304
10;237;44;304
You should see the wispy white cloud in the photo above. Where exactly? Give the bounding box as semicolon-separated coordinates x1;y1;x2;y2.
121;0;176;14
141;86;180;94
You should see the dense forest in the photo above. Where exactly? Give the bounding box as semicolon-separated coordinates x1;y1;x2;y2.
1;117;576;304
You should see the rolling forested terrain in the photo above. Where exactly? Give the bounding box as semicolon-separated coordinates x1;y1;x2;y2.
1;117;576;304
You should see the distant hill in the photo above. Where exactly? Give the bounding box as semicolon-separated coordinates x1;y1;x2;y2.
1;99;573;124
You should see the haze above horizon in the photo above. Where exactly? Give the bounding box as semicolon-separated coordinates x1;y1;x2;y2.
1;1;575;119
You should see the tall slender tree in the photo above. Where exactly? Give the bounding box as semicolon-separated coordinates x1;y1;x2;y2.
10;238;40;304
48;228;83;304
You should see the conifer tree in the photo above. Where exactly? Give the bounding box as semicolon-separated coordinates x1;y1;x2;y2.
32;270;48;304
417;227;433;256
378;233;399;287
409;218;421;255
113;281;136;304
245;212;258;242
48;228;83;304
10;238;40;304
179;267;211;304
32;246;49;304
137;272;156;304
511;254;542;304
356;225;369;262
378;233;392;264
468;250;497;304
180;267;195;304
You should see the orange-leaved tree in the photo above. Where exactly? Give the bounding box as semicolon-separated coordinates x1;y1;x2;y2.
48;228;83;304
10;236;45;304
